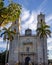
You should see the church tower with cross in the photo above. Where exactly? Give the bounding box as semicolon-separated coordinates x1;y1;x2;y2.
8;13;48;65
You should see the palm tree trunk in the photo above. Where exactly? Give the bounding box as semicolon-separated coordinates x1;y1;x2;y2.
18;34;20;64
5;39;9;65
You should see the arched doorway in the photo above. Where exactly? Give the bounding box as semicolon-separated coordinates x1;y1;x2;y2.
25;57;30;65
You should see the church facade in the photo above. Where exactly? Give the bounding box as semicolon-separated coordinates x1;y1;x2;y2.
8;13;48;65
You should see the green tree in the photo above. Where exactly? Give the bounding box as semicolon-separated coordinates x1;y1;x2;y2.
0;0;22;26
0;0;4;8
0;51;5;65
0;50;9;65
1;27;16;65
36;21;51;38
36;21;51;65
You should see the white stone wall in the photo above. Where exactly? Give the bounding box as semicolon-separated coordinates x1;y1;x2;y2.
19;36;37;53
9;35;48;65
8;35;38;65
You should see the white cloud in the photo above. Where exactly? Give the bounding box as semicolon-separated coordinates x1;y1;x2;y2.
5;22;12;29
47;37;52;43
21;8;30;22
46;15;52;22
48;46;52;50
0;43;6;48
0;37;3;42
48;54;52;59
0;41;9;50
46;15;52;26
21;10;38;32
0;38;9;50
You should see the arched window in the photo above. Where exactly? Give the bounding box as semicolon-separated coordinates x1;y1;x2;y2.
14;29;16;32
41;19;42;22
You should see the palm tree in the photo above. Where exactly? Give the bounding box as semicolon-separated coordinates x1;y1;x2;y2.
1;27;16;65
36;20;51;65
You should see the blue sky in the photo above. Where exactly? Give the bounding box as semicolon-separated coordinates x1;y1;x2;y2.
0;0;52;59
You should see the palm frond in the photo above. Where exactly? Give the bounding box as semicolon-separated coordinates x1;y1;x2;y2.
36;28;42;32
46;30;51;37
10;31;16;34
36;21;51;38
2;27;16;41
46;29;51;33
1;31;6;37
2;27;7;31
44;25;50;28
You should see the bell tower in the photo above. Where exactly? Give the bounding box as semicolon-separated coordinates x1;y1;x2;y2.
11;17;21;34
37;13;48;65
37;12;45;28
8;18;21;65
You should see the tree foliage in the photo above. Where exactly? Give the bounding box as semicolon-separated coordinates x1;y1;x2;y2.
0;50;9;65
0;0;22;26
1;27;16;41
36;21;51;38
0;0;4;8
